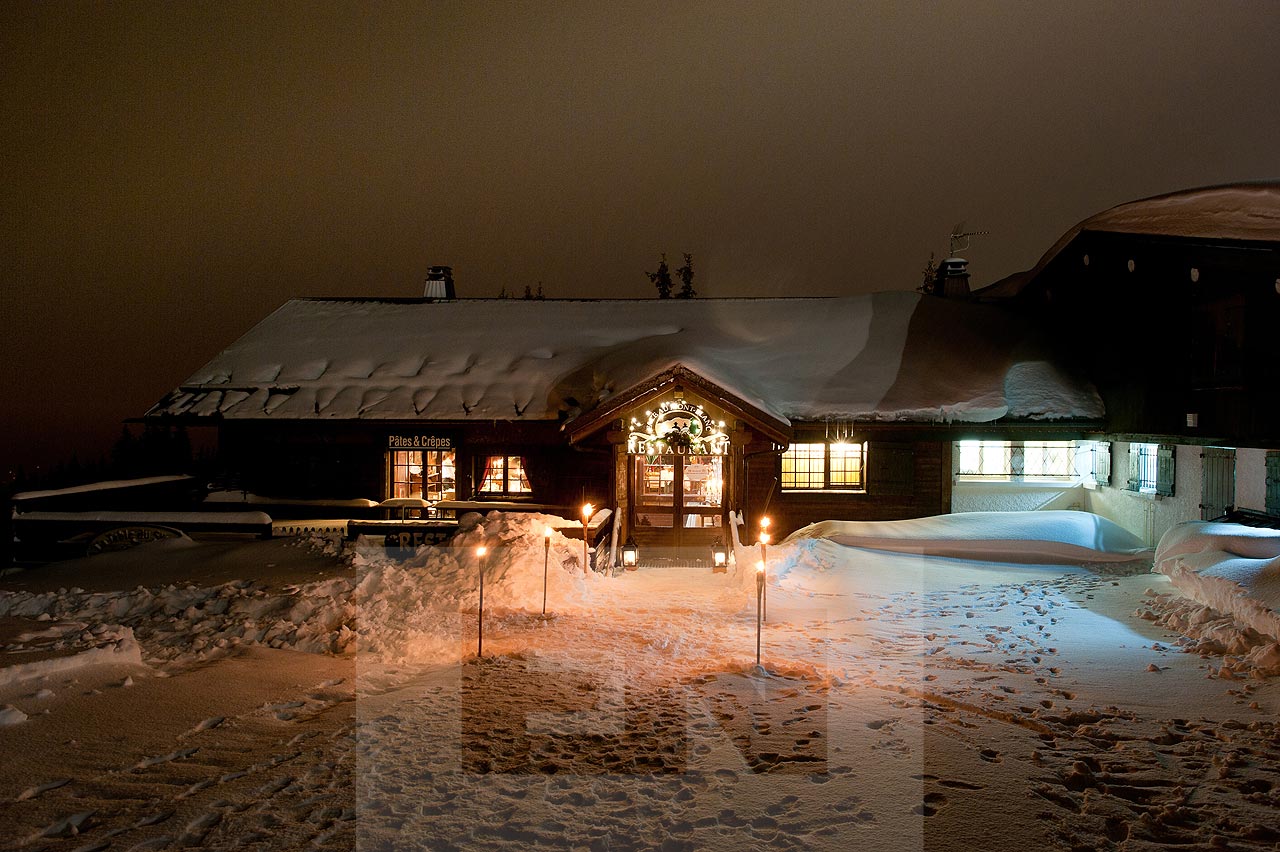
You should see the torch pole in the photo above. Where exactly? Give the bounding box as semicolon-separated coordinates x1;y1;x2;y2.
542;534;550;616
582;520;589;576
760;541;768;623
756;566;764;668
477;549;485;659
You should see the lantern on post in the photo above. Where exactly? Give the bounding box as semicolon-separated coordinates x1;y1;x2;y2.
711;538;728;572
622;537;639;569
542;526;552;616
581;503;593;575
476;544;488;658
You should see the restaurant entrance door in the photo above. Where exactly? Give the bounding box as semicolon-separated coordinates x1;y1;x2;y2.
631;453;724;549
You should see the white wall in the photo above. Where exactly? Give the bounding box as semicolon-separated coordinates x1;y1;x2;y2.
952;482;1084;514
1084;442;1202;547
1235;447;1272;513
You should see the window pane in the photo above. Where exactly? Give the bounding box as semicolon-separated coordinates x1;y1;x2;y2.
507;456;531;493
829;442;865;489
390;450;424;498
683;455;723;508
782;443;825;489
478;455;505;493
420;450;457;502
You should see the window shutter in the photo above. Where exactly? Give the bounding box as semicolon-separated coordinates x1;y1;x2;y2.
1156;444;1176;497
1266;451;1280;517
1126;444;1141;492
868;442;914;496
1094;442;1111;486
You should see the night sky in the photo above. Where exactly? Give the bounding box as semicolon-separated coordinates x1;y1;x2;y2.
3;2;1278;481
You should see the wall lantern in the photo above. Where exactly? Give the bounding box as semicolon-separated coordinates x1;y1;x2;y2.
622;537;639;569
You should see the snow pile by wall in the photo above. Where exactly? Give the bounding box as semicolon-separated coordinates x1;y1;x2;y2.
1141;521;1280;675
785;511;1149;564
349;511;604;664
0;511;603;671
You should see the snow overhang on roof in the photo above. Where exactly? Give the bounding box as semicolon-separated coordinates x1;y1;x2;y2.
146;291;1104;427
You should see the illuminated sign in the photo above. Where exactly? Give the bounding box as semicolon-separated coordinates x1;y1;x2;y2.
627;400;729;455
388;434;453;450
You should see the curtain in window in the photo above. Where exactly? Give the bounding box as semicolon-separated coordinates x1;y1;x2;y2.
479;455;505;492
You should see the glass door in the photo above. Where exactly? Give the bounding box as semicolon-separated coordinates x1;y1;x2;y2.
631;453;724;546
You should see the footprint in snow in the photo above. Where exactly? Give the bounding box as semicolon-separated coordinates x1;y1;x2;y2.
913;791;949;816
16;777;72;801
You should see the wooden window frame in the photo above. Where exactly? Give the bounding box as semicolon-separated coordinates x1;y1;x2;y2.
476;454;533;498
781;441;867;493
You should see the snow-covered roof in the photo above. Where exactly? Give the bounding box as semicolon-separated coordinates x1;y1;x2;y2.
981;182;1280;299
147;292;1103;426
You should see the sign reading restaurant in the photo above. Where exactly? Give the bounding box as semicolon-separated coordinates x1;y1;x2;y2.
387;434;454;450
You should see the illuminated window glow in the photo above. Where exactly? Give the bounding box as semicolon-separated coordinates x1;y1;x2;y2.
478;455;532;495
390;450;456;502
782;441;867;491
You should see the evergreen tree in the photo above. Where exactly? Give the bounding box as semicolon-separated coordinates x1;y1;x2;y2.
523;284;533;300
675;253;696;298
646;254;673;298
917;252;938;295
535;281;544;300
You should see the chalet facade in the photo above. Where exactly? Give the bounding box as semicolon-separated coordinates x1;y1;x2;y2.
143;183;1280;558
974;182;1280;543
146;291;1103;554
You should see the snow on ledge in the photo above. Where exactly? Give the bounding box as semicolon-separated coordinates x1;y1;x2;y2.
786;511;1150;564
13;475;195;503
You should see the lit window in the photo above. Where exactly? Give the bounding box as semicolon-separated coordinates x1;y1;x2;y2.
957;441;1075;480
390;450;456;502
782;441;866;491
478;455;532;496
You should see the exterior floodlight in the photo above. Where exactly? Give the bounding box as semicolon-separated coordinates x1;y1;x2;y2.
622;537;639;569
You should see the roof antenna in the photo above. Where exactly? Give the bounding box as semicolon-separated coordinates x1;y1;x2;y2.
948;222;989;257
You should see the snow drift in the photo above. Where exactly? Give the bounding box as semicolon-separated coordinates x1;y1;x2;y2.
785;511;1149;564
1144;521;1280;675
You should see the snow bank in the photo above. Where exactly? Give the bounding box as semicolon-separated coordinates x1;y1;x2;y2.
350;511;605;664
786;511;1149;564
0;511;603;671
0;627;143;689
1144;521;1280;674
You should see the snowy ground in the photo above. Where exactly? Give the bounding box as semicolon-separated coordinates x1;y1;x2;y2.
1;512;1278;851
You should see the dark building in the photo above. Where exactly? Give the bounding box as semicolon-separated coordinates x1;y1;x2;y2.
146;290;1102;550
